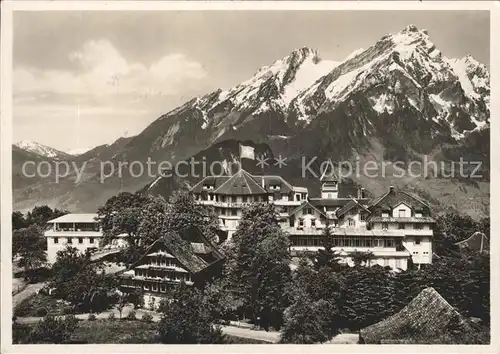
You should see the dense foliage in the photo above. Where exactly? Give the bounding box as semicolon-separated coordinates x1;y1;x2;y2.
13;225;47;281
157;282;225;344
51;247;118;313
225;203;292;330
13;315;79;344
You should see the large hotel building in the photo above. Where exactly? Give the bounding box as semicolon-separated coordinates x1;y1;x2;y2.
191;168;434;270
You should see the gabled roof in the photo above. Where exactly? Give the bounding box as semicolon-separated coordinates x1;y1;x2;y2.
359;287;476;344
213;169;267;195
368;189;429;210
190;175;231;193
127;226;224;274
309;197;371;208
289;201;327;218
47;213;98;224
337;197;371;217
251;175;295;194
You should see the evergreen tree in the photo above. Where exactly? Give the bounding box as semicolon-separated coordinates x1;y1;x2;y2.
226;203;292;329
310;222;343;271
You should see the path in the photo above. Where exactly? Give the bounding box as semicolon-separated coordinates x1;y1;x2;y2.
12;282;47;308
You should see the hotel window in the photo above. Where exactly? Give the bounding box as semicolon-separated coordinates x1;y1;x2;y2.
231;196;237;203
231;209;237;216
298;219;304;228
89;237;94;244
413;251;419;255
144;283;150;290
254;196;259;202
414;223;423;230
360;213;367;221
396;259;402;269
54;237;59;244
307;208;313;215
348;219;355;227
399;209;405;218
242;196;248;203
384;239;395;248
311;219;317;228
415;237;421;245
398;223;405;230
152;283;158;292
382;223;388;230
67;237;73;244
160;284;166;293
375;239;383;247
78;238;83;244
301;193;307;200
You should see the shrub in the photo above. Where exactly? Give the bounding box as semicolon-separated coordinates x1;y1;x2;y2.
126;310;136;321
62;306;74;315
141;313;153;323
108;312;116;320
35;307;48;317
88;313;96;321
14;301;32;317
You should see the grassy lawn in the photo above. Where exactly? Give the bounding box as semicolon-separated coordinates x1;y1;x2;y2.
72;319;159;343
14;293;72;317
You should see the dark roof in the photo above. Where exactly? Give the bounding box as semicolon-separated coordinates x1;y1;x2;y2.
190;175;231;193
289;201;327;218
336;198;371;217
127;226;223;274
213;169;267;195
368;189;429;210
359;288;475;344
251;175;295;194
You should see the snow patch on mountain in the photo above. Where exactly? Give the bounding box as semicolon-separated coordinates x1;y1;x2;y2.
15;140;69;159
281;56;338;105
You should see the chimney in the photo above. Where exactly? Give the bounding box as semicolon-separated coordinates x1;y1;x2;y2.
389;185;395;193
357;186;362;199
261;177;265;189
361;187;365;199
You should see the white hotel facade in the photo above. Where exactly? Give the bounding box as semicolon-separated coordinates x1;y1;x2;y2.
191;169;435;271
44;213;126;263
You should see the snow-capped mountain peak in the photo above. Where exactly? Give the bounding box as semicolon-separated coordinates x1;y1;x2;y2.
14;140;71;159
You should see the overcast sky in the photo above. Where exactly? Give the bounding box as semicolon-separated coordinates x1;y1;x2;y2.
13;10;490;153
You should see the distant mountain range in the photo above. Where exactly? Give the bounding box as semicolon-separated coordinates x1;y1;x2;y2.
13;25;490;218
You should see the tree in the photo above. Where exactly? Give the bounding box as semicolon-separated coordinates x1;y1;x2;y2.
225;203;292;330
97;192;148;244
29;314;79;344
157;282;225;344
115;293;129;319
164;190;220;242
14;225;47;280
25;205;68;227
339;265;397;330
280;289;329;344
12;211;26;230
351;250;375;267
309;222;343;271
51;247;118;312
